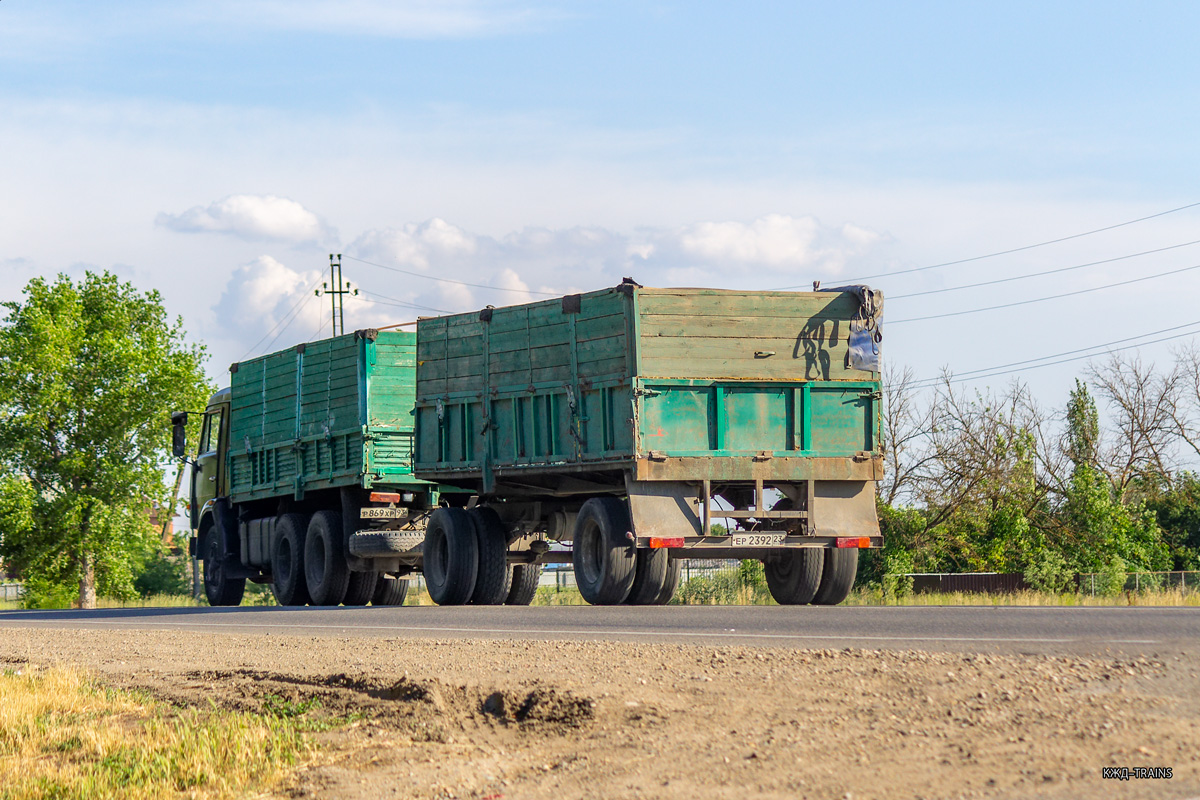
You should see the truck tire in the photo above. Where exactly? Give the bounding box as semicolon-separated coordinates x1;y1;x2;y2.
202;527;246;607
626;548;681;606
468;507;511;605
423;508;478;605
343;570;378;606
572;497;637;605
304;510;350;606
271;513;311;606
372;576;409;606
812;549;858;606
505;564;542;605
764;548;824;605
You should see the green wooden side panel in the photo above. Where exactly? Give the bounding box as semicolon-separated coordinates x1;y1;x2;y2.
228;331;424;503
635;379;877;458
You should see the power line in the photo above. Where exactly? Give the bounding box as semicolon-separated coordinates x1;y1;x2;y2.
344;254;558;297
238;271;327;360
915;326;1200;388
779;199;1200;288
890;238;1200;300
909;319;1200;389
889;261;1200;325
357;288;451;314
258;293;318;355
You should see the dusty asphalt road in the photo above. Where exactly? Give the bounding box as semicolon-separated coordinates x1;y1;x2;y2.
1;604;1198;657
4;609;1200;798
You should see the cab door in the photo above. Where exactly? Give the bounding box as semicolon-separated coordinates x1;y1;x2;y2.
192;407;226;524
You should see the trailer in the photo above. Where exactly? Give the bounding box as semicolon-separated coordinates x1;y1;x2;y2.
409;279;884;606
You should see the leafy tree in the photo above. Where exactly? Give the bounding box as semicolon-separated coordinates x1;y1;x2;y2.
1140;472;1200;570
0;271;210;608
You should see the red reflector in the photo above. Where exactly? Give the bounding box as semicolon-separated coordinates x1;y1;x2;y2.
369;492;402;503
837;536;873;549
648;537;685;548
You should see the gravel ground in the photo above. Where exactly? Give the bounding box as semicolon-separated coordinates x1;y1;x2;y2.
2;627;1198;800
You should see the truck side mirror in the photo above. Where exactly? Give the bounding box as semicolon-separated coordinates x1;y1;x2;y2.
171;411;188;459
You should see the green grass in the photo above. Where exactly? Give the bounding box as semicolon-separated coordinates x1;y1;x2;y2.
0;666;326;800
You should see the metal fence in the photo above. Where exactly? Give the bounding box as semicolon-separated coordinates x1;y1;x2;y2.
906;573;1030;594
1077;571;1200;596
0;583;23;602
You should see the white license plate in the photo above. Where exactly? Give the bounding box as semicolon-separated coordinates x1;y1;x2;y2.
360;507;408;519
731;533;786;547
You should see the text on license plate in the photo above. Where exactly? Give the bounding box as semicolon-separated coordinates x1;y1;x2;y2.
731;533;786;547
360;507;408;519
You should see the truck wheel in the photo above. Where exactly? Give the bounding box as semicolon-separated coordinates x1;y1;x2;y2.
343;570;379;605
505;564;542;605
812;549;859;606
304;510;350;606
764;548;824;605
423;508;478;605
626;548;681;605
203;528;246;607
372;576;409;606
271;513;311;606
468;507;511;605
572;497;637;605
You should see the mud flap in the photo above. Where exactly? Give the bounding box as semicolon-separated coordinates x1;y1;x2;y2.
624;477;702;538
810;480;879;537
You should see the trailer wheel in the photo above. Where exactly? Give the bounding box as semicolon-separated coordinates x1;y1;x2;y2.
372;576;409;606
304;510;350;606
202;527;246;607
343;570;379;606
572;497;637;605
763;548;824;605
626;548;681;606
423;508;479;605
468;507;512;605
811;549;859;606
271;513;311;606
505;564;542;605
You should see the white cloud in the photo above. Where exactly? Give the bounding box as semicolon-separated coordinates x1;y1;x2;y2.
194;0;557;38
340;215;883;317
213;256;392;357
156;195;334;244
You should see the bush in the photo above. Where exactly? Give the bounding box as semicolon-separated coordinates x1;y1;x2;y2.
881;547;915;599
1023;548;1073;593
21;576;78;609
133;545;189;598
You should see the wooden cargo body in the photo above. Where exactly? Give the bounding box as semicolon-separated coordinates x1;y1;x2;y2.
228;330;425;504
412;284;882;494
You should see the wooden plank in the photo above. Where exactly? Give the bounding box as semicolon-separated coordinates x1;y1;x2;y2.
638;291;858;319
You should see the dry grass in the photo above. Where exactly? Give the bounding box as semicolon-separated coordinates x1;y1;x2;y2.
846;587;1200;607
0;665;311;800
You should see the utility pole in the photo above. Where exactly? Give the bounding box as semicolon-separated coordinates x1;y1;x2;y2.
316;254;358;336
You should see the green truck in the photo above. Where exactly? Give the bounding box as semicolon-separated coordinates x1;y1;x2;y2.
176;280;883;607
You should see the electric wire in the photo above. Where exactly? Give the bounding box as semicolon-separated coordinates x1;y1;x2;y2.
777;199;1200;288
913;326;1200;388
237;271;326;360
356;288;451;314
889;261;1200;325
343;254;559;297
890;238;1200;300
908;319;1200;389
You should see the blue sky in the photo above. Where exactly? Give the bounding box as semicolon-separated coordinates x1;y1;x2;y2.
2;0;1199;412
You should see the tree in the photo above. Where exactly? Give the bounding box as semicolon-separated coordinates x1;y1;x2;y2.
0;271;210;608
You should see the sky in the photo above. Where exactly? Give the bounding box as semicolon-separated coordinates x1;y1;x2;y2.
3;0;1200;417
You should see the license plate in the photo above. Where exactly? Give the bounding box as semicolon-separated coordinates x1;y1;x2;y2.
731;533;786;547
360;507;408;519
